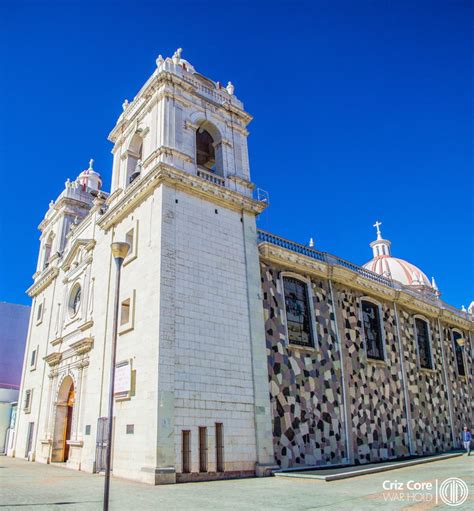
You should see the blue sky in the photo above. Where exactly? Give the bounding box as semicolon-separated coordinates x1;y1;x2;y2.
0;0;472;308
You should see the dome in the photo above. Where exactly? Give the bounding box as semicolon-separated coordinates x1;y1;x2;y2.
363;256;431;287
363;221;434;289
77;159;102;191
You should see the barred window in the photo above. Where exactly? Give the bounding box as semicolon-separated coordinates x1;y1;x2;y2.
361;300;384;360
283;277;314;347
415;318;432;369
452;330;466;377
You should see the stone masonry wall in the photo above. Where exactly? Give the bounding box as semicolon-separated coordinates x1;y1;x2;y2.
260;262;346;468
334;285;411;464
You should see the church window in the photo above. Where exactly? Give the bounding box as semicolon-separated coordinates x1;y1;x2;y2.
118;291;135;334
68;284;82;318
182;430;191;473
123;222;138;266
30;347;38;370
126;229;134;255
282;276;314;347
199;426;208;472
120;299;130;326
24;389;32;413
361;299;385;360
452;330;466;377
414;317;433;369
36;303;43;323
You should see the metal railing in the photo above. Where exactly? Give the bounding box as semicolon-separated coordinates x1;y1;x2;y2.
257;230;471;321
257;230;326;262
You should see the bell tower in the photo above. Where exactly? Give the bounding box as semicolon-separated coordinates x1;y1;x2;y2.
99;49;277;483
108;48;253;198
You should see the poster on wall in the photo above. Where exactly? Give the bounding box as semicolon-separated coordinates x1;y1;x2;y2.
114;360;131;398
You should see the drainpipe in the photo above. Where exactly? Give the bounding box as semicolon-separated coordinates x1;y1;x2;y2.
328;278;351;465
437;318;456;449
393;301;415;456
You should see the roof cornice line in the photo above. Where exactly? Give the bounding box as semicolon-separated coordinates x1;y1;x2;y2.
259;242;474;331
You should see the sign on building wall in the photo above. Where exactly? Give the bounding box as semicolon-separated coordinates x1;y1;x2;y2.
114;360;131;399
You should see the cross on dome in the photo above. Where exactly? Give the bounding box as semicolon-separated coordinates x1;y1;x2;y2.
373;220;382;240
89;159;94;169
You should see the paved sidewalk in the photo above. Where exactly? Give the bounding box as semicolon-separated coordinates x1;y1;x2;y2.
0;454;472;510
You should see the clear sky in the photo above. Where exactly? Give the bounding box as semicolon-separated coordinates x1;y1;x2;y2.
0;0;472;308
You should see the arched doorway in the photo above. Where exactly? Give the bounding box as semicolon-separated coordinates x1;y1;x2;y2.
51;376;75;463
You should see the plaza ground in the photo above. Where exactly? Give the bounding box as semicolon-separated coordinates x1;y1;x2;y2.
0;455;472;510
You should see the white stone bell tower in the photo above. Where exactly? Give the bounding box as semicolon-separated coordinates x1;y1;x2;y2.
98;49;277;483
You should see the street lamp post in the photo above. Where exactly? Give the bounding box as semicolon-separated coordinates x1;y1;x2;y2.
103;242;130;511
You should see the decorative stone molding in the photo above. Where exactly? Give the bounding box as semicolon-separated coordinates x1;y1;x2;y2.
44;352;63;366
78;320;94;332
50;336;63;347
61;239;96;272
70;337;94;355
98;163;268;231
226;174;255;190
27;267;59;297
143;146;194;167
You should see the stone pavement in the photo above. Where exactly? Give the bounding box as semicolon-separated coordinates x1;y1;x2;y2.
0;455;472;510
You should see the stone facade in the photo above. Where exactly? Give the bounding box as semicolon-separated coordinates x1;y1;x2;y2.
12;50;473;485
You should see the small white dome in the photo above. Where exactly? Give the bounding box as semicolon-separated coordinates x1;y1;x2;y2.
77;159;102;191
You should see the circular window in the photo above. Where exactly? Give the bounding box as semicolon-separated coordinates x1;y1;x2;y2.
69;283;82;317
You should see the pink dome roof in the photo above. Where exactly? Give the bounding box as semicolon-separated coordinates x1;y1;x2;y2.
363;256;431;287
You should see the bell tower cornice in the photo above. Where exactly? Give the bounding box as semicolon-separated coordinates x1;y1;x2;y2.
98;162;267;232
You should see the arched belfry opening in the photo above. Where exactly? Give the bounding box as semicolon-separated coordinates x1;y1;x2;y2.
51;376;75;463
43;232;54;269
195;121;223;176
126;133;143;186
196;128;216;170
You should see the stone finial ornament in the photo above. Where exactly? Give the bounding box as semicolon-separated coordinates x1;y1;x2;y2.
173;48;183;64
122;99;129;111
226;81;235;95
431;276;439;291
156;54;164;68
309;238;314;248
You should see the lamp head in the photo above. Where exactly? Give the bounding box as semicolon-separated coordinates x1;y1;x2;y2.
111;242;130;265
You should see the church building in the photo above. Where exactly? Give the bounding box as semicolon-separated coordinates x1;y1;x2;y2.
13;50;473;484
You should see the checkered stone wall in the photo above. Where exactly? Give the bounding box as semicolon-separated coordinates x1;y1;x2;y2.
441;325;472;443
260;262;346;468
396;311;453;454
334;286;411;464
